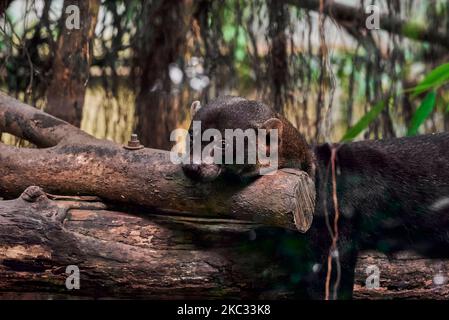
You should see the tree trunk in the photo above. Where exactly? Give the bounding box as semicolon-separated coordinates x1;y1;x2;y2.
45;0;101;127
267;0;289;113
1;187;448;299
133;0;193;150
0;91;315;232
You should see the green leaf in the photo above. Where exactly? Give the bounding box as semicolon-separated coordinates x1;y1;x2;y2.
223;25;236;42
407;91;437;136
401;21;424;40
341;100;386;142
406;63;449;96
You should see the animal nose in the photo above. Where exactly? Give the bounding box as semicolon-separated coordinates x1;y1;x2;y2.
182;162;222;182
182;163;201;181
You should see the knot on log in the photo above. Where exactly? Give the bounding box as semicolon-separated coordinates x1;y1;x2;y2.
18;186;67;223
21;186;47;203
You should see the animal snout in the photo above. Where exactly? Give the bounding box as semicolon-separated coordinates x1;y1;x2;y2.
182;162;222;182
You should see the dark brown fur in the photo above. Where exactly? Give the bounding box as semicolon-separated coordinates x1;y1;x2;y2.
183;96;449;299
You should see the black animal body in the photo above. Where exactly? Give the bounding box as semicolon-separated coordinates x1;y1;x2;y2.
182;96;449;299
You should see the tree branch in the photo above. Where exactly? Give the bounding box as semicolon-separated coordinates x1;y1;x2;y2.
286;0;449;50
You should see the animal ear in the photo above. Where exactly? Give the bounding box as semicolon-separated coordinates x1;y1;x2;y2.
261;118;283;138
190;101;202;118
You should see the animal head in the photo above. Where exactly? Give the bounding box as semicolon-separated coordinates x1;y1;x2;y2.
182;96;315;182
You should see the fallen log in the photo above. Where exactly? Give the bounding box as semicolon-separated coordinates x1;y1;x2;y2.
354;251;449;299
0;91;315;232
1;188;448;299
0;186;313;299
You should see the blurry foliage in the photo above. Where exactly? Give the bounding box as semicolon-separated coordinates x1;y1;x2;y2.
406;62;449;135
407;91;436;136
1;0;449;144
343;61;449;140
408;63;449;96
342;100;386;142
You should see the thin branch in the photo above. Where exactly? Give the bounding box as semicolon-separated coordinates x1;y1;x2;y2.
285;0;449;49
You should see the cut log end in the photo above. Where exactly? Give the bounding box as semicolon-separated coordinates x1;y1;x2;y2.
291;170;316;232
227;168;316;232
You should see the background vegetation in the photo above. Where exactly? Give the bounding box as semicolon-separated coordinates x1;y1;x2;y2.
1;0;449;149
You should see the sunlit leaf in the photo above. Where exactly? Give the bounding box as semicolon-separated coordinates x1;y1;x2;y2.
406;63;449;96
341;100;386;142
223;25;236;42
401;22;423;40
407;91;437;136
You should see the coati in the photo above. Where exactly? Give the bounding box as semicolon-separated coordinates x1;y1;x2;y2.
182;95;449;299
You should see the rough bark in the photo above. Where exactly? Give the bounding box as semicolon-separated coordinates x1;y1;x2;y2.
0;187;305;299
0;187;448;299
45;0;101;127
0;91;315;232
354;251;449;299
286;0;449;50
